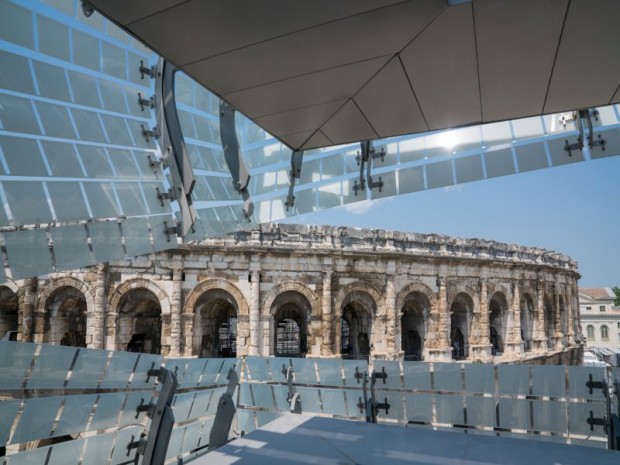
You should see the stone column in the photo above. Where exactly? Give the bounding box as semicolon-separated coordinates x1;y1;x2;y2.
553;287;563;350
427;276;452;362
320;268;333;357
383;261;398;359
571;280;582;345
19;278;36;342
249;269;260;355
533;281;547;352
87;265;106;349
470;279;493;361
169;269;183;357
32;280;46;344
504;281;523;359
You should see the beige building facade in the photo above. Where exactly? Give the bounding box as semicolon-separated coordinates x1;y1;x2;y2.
0;225;583;364
580;287;620;351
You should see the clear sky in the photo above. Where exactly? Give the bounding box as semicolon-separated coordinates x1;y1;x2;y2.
283;155;620;288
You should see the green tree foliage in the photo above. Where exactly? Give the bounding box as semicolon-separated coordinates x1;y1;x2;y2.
614;287;620;307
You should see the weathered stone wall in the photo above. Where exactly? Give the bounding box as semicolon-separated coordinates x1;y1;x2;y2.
0;224;583;364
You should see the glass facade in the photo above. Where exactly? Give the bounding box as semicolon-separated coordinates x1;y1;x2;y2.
0;0;619;281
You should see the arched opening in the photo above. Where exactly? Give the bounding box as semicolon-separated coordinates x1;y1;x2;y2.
271;291;311;357
401;292;430;361
489;292;507;356
341;303;372;359
543;295;554;349
192;289;238;358
520;293;535;352
44;286;87;347
601;325;609;341
0;286;18;341
450;293;473;360
586;325;595;340
117;288;161;354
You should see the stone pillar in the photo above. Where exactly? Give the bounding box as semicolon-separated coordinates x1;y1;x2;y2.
249;269;260;355
88;265;106;349
470;279;493;362
19;278;36;342
321;268;333;357
504;281;524;359
32;280;45;344
427;276;452;362
182;313;195;357
383;262;398;359
571;280;582;345
553;287;563;350
169;269;183;357
533;281;547;352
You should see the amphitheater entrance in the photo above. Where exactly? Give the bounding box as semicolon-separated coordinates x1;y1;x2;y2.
44;286;87;347
341;303;372;359
193;289;238;358
520;293;535;351
272;291;310;357
489;292;507;355
450;293;473;360
401;292;429;361
544;295;554;349
118;289;161;354
0;286;18;341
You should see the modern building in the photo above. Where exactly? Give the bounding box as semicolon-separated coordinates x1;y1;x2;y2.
580;287;620;351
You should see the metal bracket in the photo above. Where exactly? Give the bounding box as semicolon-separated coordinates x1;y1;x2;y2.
285;150;304;210
208;367;239;450
136;398;156;419
354;366;390;423
138;92;156;111
282;362;302;414
163;221;180;242
147;155;164;173
564;109;606;157
80;1;94;17
353;140;385;195
156;187;177;206
140;60;157;80
141;124;160;143
587;410;608;431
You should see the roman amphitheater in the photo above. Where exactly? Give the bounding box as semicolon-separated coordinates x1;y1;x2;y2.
0;224;583;364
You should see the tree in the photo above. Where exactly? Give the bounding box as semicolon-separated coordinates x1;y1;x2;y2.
614;287;620;307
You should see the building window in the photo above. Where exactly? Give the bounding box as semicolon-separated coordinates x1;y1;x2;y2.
617;322;620;329
600;305;606;312
587;325;595;340
586;306;592;311
601;325;609;341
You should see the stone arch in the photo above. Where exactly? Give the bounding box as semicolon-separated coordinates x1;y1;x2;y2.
446;282;479;310
448;288;476;360
334;281;382;360
520;291;536;352
261;281;319;317
109;279;169;354
37;277;93;347
488;291;508;355
186;280;248;358
0;284;19;340
396;282;436;361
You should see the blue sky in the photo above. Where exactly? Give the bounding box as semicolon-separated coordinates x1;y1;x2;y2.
284;155;619;288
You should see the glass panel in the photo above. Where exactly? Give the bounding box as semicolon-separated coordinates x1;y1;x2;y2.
548;137;584;166
531;399;566;433
81;433;115;465
1;137;46;176
497;365;529;396
36;101;76;139
250;384;275;410
4;228;53;279
567;366;606;400
531;365;566;398
51;224;95;271
114;183;148;216
53;394;96;437
426;160;453;189
316;359;343;386
255;412;278;428
2;181;52;224
78;146;114;178
295;386;321;414
236;409;256;435
150;214;176;252
38;15;70;62
432;363;463;392
342;359;366;386
454;155;484;184
238;381;253;407
464;364;494;394
98;80;128;114
375;390;404;422
199;417;215;444
272;384;290;411
398;166;425;194
89;221;125;263
0;94;40;134
0;400;19;444
568;401;607;437
190;390;213;419
0;51;34;94
27;344;77;389
405;393;433;423
435;394;464;425
484;148;515;178
374;361;402;389
66;347;109;388
498;399;529;430
515;144;548;172
465;396;496;428
42;141;84;177
47;182;90;221
131;353;163;388
182;420;203;454
180;359;208;388
10;397;62;444
71;108;107;143
0;341;36;389
118;391;152;427
245;356;272;382
318;389;347;417
102;42;126;80
4;446;50;465
122;217;152;258
173;392;196;422
201;359;225;386
290;358;317;385
72;29;100;71
89;393;126;431
403;362;432;391
343;388;365;418
68;70;101;108
100;350;139;389
371;171;397;200
109;426;142;465
107;149;140;178
0;2;34;49
83;182;119;218
206;387;226;415
141;182;171;215
33;61;71;102
100;114;133;146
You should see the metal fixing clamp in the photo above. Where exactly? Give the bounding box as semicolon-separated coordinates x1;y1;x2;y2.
354;366;390;423
353;140;385;196
208;366;240;450
282;361;302;414
285;150;304;210
564;109;606;157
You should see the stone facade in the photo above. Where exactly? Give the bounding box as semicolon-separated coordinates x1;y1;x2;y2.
0;225;584;363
